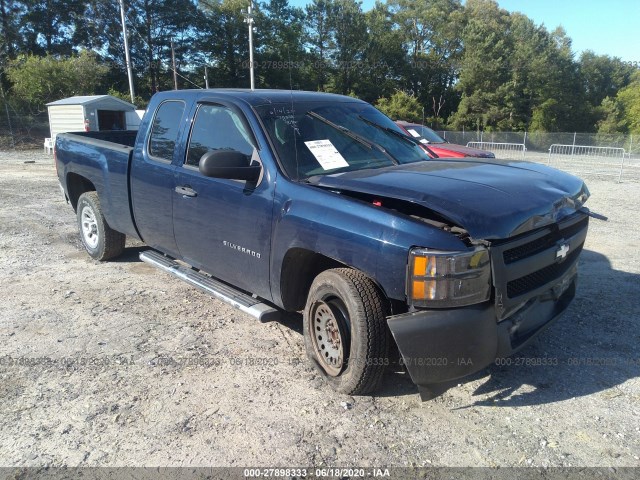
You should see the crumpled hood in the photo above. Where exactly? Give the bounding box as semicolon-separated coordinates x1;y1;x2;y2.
309;159;590;240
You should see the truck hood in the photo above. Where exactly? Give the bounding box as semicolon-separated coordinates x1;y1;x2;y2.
308;159;590;240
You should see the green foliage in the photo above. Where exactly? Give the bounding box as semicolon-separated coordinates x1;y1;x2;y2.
451;0;594;132
106;88;148;110
198;0;252;88
19;0;86;56
6;51;108;109
530;99;560;132
258;0;307;89
616;72;640;134
579;51;634;108
389;0;464;118
376;90;423;122
597;97;623;134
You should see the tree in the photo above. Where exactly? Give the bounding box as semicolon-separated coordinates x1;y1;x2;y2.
540;27;593;131
449;0;513;130
375;90;423;122
257;0;308;89
389;0;463;115
356;2;406;102
579;51;634;109
6;51;108;109
597;96;623;134
327;0;367;94
305;0;335;91
76;0;202;96
107;87;148;110
198;0;251;88
451;0;592;132
616;72;640;134
0;0;23;61
19;0;86;56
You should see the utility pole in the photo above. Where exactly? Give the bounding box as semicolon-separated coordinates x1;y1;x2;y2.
242;1;255;90
118;0;136;104
204;66;209;89
171;40;178;90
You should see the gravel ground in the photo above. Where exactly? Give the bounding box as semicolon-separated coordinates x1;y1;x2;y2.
0;149;639;469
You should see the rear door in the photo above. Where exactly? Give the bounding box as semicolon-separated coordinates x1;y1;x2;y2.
172;102;274;300
130;100;187;257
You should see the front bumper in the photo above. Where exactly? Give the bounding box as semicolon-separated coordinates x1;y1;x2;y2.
387;275;576;400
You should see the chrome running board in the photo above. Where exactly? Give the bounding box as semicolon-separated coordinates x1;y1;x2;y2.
140;249;279;323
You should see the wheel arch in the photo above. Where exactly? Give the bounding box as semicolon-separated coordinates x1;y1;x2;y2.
66;172;96;212
279;248;391;312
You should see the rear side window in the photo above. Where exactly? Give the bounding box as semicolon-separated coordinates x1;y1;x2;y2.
148;101;185;161
185;104;254;167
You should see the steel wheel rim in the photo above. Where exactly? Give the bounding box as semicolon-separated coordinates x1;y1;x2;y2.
310;298;350;377
80;205;99;249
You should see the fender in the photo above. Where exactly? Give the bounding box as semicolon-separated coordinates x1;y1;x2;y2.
269;178;469;306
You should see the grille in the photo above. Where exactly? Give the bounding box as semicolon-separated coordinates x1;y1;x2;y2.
503;216;588;264
506;243;583;298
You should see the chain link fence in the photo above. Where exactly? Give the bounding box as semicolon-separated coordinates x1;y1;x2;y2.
437;130;640;182
437;130;639;155
0;99;50;150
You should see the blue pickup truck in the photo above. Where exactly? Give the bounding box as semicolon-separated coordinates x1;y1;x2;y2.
55;89;592;400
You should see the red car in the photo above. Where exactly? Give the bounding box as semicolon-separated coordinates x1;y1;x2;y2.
395;121;495;159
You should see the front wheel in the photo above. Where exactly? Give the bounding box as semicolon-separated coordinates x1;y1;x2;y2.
76;192;125;261
303;268;389;395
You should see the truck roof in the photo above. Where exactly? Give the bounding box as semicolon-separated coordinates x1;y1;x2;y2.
151;89;366;107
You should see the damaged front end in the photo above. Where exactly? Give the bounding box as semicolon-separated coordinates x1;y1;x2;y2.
387;210;589;400
308;160;596;399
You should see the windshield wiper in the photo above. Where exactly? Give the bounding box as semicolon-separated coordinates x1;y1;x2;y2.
357;115;440;158
306;111;399;165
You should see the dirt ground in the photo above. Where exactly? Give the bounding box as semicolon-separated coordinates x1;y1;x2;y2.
0;150;639;469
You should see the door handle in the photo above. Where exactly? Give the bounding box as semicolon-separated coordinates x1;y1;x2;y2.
175;185;197;198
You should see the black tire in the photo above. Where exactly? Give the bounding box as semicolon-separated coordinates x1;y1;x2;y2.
76;192;125;261
303;268;389;395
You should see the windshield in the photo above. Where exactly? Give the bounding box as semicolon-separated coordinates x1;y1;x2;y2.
256;101;431;180
403;124;446;144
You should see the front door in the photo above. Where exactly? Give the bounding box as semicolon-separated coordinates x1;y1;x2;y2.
172;103;274;300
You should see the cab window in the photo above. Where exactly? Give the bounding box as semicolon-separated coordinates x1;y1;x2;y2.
185;104;254;168
148;100;185;162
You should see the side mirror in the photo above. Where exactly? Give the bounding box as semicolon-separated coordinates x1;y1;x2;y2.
198;150;261;182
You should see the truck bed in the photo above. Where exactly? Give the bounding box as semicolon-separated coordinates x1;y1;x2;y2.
64;130;138;148
55;131;139;238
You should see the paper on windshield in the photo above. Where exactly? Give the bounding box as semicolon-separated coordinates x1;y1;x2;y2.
420;139;429;144
304;140;349;170
407;129;421;138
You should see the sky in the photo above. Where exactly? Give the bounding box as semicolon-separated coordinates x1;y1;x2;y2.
287;0;640;62
494;0;639;61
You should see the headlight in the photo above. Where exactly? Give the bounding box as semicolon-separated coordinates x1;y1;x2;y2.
407;247;491;308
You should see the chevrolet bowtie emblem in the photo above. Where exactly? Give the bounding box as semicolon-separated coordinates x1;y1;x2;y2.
556;243;570;260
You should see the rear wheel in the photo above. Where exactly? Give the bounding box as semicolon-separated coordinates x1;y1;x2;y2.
303;268;389;395
76;192;125;261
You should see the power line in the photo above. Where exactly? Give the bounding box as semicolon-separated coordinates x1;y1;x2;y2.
171;66;203;89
